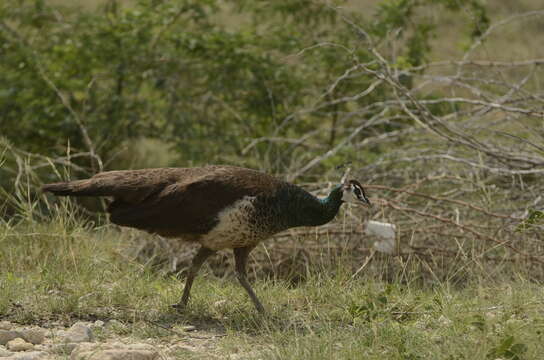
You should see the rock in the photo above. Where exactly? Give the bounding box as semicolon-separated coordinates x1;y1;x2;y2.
69;343;95;355
485;311;497;319
4;351;49;359
438;315;452;326
51;330;66;339
0;345;13;357
181;325;196;332
20;328;45;345
48;342;79;355
127;344;157;352
0;322;12;331
63;323;94;343
0;330;23;346
6;338;34;352
167;344;197;355
71;343;158;360
105;320;125;331
172;324;196;333
92;320;104;328
73;349;157;360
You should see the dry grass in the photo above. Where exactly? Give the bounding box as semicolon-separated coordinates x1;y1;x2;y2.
1;200;544;359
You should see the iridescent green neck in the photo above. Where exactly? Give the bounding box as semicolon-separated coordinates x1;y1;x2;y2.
286;185;344;228
318;185;344;221
319;184;343;203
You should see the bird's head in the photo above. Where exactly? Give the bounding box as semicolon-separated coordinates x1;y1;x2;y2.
337;167;371;206
341;179;371;206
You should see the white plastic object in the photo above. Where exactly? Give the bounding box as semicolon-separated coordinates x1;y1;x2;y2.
365;220;396;254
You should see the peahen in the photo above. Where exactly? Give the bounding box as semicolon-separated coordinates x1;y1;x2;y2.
42;165;371;313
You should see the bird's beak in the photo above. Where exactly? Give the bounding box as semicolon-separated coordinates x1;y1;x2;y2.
359;195;372;207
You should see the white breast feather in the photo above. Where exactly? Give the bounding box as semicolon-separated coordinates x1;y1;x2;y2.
200;196;261;250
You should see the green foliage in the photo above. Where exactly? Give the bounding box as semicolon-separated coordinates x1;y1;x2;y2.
516;209;544;232
0;0;488;175
348;287;391;321
487;335;528;360
372;0;489;66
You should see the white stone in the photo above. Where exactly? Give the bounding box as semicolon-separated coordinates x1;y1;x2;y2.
105;320;125;331
92;320;105;328
73;349;157;360
0;330;23;346
52;330;66;339
485;311;497;319
0;344;12;357
0;322;12;331
48;342;79;355
126;344;156;352
63;323;94;343
167;344;197;355
71;343;158;360
6;338;34;352
438;315;452;326
4;351;49;360
181;325;196;332
20;328;45;345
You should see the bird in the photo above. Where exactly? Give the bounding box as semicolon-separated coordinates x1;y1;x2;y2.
42;165;371;313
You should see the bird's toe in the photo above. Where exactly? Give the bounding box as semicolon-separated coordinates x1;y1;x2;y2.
171;302;187;312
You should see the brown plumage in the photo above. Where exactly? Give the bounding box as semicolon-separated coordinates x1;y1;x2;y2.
44;166;280;237
42;165;370;313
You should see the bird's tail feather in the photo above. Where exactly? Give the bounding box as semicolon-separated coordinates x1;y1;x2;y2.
42;180;98;196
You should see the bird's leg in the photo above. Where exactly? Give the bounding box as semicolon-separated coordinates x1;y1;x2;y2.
233;246;265;314
173;246;215;310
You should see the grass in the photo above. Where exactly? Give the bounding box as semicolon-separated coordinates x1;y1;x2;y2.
1;204;543;359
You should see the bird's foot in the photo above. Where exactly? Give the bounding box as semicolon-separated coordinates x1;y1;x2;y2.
171;302;187;312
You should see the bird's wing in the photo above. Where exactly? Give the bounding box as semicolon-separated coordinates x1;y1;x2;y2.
107;167;282;236
77;167;204;203
43;167;198;202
